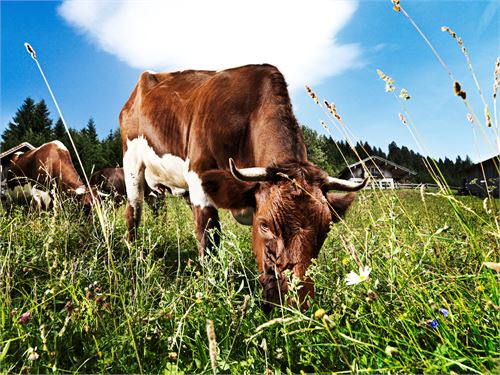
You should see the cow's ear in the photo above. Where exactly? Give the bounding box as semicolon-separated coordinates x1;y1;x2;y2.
201;169;257;209
326;192;357;223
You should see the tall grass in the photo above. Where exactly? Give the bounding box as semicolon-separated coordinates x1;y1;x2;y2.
0;190;498;373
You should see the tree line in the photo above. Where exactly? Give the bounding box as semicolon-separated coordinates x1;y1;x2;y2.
2;97;473;186
301;125;473;187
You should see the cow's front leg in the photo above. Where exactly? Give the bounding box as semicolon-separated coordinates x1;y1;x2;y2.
192;206;220;257
123;150;145;242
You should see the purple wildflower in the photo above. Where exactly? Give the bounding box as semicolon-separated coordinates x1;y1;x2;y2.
438;308;449;317
430;320;439;329
19;311;30;325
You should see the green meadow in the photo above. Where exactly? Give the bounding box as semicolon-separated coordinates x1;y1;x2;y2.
1;189;498;374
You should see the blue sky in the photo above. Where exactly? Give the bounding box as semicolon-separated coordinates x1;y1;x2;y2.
1;0;499;163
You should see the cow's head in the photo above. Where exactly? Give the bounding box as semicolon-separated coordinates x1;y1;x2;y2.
73;185;100;214
201;159;367;311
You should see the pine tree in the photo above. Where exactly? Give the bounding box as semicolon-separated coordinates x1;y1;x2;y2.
52;117;67;140
1;97;37;150
78;118;104;176
33;100;53;139
1;97;54;150
102;129;123;167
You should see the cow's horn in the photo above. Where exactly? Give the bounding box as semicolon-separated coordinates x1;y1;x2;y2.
229;158;268;182
325;177;368;191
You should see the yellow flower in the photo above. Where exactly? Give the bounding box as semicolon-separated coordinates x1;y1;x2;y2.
341;257;350;266
345;266;372;286
314;308;326;319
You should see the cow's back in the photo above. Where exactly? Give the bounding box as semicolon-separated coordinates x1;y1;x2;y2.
120;64;304;168
8;141;84;191
120;69;216;159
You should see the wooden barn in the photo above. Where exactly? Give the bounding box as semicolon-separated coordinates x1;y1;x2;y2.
463;155;499;198
0;142;35;195
338;155;416;189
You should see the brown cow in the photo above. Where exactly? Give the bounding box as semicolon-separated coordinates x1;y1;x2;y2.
90;167;127;204
6;140;96;210
120;64;366;310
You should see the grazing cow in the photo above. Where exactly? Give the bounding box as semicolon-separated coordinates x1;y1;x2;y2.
120;64;366;310
90;167;127;204
6;140;96;210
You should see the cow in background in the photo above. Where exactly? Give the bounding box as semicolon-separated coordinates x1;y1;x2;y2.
90;167;127;204
120;64;366;310
90;167;171;211
5;140;97;211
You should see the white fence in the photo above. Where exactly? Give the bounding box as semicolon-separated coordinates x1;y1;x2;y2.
349;178;442;190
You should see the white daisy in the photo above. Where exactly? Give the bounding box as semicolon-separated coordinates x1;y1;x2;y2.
345;266;372;286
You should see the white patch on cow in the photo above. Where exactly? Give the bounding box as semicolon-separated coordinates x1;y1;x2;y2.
31;187;51;209
51;140;68;151
74;186;86;195
145;69;157;74
6;183;52;208
185;169;210;208
123;136;188;208
171;188;186;197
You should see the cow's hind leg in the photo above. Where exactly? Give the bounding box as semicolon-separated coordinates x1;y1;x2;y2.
193;206;220;258
123;153;146;242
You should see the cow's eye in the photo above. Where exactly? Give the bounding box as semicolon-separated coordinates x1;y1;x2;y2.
259;223;269;233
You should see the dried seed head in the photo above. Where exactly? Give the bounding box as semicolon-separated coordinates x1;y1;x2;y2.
399;88;411;100
377;69;395;92
441;26;462;45
324;100;342;122
24;42;36;60
494;57;500;99
399;113;407;126
467;113;474;124
453;81;466;99
485;105;492;127
304;84;319;104
320;120;330;131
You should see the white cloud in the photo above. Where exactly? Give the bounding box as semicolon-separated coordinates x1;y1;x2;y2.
59;0;360;90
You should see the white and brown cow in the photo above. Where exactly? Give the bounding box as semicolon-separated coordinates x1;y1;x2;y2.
6;140;96;211
120;64;366;310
